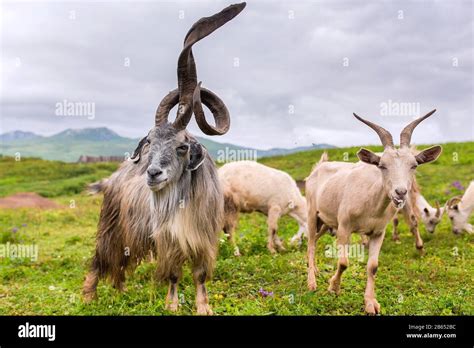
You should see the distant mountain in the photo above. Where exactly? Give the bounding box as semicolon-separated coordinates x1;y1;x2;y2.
0;130;43;142
51;127;123;141
0;128;335;162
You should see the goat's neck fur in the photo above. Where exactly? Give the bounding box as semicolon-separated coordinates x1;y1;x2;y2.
361;172;398;227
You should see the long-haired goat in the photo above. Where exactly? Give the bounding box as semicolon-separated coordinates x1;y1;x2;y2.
446;181;474;234
306;110;442;314
82;3;246;315
218;161;307;255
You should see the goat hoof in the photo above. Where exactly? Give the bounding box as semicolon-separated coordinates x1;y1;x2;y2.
233;247;241;257
328;277;341;295
165;302;179;312
196;304;213;315
364;298;381;315
268;246;277;254
307;270;317;291
83;291;97;304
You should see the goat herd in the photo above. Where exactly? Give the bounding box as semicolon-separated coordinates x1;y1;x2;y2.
82;3;473;315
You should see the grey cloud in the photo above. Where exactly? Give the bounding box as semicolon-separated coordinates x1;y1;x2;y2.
1;0;472;149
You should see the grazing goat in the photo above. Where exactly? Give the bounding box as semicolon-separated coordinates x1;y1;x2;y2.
82;3;246;315
446;181;474;234
306;110;442;314
219;161;307;255
391;179;443;249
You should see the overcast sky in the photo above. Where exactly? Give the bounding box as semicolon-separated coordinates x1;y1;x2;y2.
1;0;473;149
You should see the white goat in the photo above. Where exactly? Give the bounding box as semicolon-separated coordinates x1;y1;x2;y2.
306;110;441;315
415;195;444;233
219;161;307;255
446;181;474;234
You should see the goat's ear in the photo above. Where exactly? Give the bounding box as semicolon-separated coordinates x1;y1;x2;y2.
423;207;430;216
357;148;380;166
187;142;206;171
130;136;148;163
415;145;442;165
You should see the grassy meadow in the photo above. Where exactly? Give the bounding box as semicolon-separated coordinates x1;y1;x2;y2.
0;142;473;315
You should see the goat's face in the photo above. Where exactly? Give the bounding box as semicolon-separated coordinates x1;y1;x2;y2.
446;202;472;234
140;124;205;192
358;146;442;209
421;206;443;233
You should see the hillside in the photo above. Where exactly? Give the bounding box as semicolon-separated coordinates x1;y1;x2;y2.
1;141;472;201
0;128;333;162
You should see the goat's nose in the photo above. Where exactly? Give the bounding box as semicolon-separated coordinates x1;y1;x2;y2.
395;188;407;197
147;167;163;178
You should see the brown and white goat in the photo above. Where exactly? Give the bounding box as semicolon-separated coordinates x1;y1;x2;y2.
82;3;246;315
218;161;307;255
306;110;442;314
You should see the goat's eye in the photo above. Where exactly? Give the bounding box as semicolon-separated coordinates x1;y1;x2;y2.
146;138;151;144
378;165;387;170
411;165;418;170
177;145;189;153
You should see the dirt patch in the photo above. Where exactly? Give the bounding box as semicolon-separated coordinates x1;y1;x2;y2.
0;192;62;209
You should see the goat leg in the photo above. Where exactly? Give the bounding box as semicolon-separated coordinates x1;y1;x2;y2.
364;230;385;315
328;228;350;295
193;265;213;315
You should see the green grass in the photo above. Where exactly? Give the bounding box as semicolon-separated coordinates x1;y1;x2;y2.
0;142;473;315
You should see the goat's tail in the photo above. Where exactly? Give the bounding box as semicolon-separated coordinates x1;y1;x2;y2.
319;151;329;164
307;151;329;177
87;178;109;195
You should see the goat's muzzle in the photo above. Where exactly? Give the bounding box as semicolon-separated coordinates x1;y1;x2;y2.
147;167;169;191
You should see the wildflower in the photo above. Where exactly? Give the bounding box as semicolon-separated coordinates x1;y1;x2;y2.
11;227;18;233
258;288;273;298
452;181;465;191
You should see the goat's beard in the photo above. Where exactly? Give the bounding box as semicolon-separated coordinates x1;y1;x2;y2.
148;180;168;192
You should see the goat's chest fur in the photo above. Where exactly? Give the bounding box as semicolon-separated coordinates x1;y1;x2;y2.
113;158;221;263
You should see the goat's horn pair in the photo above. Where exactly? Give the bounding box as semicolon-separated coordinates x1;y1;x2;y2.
155;2;246;135
353;109;437;148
